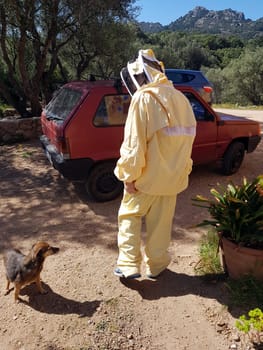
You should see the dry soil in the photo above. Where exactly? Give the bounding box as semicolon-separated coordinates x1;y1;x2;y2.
0;109;263;350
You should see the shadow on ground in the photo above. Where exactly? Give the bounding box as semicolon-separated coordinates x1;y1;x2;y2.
17;282;101;316
120;269;262;319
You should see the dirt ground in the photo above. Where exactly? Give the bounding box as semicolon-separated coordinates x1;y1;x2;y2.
0;109;263;350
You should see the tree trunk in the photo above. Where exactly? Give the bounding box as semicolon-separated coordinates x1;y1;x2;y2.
28;94;43;117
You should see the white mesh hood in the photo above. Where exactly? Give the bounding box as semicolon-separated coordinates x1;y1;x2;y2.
120;49;165;95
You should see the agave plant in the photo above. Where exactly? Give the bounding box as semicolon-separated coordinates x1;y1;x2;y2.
193;176;263;248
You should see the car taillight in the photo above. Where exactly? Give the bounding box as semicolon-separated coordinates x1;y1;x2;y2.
203;86;213;93
258;124;261;136
57;136;70;159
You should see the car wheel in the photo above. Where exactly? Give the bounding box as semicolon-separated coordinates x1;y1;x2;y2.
222;141;245;175
85;162;123;202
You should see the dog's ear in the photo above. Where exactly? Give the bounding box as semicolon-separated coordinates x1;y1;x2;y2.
31;243;38;262
31;243;46;262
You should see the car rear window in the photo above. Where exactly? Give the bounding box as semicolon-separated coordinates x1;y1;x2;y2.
94;94;131;126
45;88;82;122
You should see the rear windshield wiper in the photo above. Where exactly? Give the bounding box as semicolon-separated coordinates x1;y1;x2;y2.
46;113;63;121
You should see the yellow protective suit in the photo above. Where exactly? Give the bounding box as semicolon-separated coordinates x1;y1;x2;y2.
114;49;196;278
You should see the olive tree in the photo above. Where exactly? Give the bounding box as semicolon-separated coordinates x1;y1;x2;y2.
60;0;138;80
0;0;70;116
205;68;225;103
222;48;263;105
0;0;137;117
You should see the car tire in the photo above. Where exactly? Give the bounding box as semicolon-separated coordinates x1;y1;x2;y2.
222;141;245;175
85;162;123;202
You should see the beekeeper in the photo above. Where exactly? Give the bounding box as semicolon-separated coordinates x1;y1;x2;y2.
114;49;196;279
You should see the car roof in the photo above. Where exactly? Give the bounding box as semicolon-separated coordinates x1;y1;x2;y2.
59;79;211;108
165;69;212;87
62;79;200;94
60;79;124;95
165;68;204;74
64;79;121;89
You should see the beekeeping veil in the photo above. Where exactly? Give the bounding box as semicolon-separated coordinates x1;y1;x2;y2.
120;49;165;96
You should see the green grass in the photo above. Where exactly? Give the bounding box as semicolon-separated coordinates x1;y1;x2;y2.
226;276;263;310
0;104;18;119
196;228;263;347
196;229;263;310
22;151;34;158
213;103;263;110
195;229;224;276
95;319;109;332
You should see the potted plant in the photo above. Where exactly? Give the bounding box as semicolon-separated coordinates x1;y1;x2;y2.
193;175;263;280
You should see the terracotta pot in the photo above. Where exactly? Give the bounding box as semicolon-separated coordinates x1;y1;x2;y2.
220;236;263;281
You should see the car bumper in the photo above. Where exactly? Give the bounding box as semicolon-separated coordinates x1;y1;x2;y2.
40;135;94;180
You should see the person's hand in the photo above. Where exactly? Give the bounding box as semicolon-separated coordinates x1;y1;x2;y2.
124;181;137;194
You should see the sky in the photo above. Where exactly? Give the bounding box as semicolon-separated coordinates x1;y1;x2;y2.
135;0;263;25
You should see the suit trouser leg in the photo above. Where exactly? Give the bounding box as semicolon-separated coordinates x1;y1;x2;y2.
144;195;177;276
117;191;155;277
116;191;176;277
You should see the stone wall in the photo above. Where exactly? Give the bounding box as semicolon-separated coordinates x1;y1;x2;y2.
0;117;42;144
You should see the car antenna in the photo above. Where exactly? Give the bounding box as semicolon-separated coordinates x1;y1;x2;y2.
114;78;122;94
88;74;96;81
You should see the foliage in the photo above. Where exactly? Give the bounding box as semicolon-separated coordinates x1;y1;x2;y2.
0;2;263;117
192;176;263;247
84;22;139;79
235;308;263;345
222;48;263;105
0;103;10;119
226;276;263;309
236;308;263;333
0;0;63;116
148;31;263;106
212;104;263;110
195;230;224;275
0;0;138;117
60;1;138;80
205;68;225;103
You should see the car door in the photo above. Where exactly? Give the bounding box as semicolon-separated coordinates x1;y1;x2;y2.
183;92;218;165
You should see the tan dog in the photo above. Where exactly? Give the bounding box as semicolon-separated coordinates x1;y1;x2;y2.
3;241;59;302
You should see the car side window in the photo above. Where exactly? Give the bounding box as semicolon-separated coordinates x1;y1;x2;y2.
166;72;195;83
184;92;214;121
94;94;131;126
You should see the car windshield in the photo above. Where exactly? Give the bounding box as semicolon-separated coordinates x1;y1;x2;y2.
44;87;82;122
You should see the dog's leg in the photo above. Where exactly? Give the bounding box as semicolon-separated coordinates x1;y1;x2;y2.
14;284;21;303
4;279;11;295
35;274;47;294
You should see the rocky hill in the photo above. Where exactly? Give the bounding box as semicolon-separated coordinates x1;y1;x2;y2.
138;6;263;38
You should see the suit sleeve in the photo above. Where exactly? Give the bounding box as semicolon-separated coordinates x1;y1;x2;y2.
114;95;147;182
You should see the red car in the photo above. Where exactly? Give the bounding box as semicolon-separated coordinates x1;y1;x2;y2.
40;79;261;202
